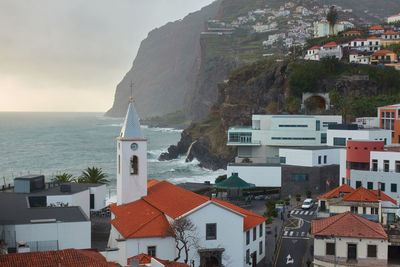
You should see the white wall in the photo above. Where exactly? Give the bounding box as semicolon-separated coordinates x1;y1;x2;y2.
370;151;400;172
125;237;176;264
314;237;388;260
90;185;107;211
15;221;91;250
279;148;340;167
47;189;90;218
187;202;245;267
227;165;281;187
339;148;347;185
243;222;265;267
327;129;391;146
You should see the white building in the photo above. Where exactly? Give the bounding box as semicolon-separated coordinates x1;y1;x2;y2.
313;20;354;37
106;100;266;267
0;193;91;252
349;53;371;64
388;14;400;23
348;39;368;51
355;117;379;128
304;46;320;61
312;212;388;266
319;42;343;60
327;125;392;146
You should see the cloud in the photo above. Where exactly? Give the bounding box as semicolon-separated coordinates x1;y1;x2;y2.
0;0;215;111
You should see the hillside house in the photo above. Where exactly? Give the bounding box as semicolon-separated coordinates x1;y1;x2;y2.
369;25;385;35
349;51;371;64
388;14;400;23
348;39;368;51
343;30;360;37
319;42;343;60
371;50;398;65
304;46;320;60
367;36;381;52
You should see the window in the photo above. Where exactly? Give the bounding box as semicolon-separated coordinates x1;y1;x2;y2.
363;207;367;214
384;160;389;172
324;155;327;164
371;208;379;214
381;182;386;192
291;174;308;182
321;133;327;144
396;161;400;173
259;223;263;237
372;159;377;171
90;194;95;209
326;243;335;256
246;231;250;245
253;227;256;241
147;246;156;257
388;213;396;223
391;183;397;193
130;155;138;175
280;157;286;164
206;223;217;240
316;120;320;131
333;137;346;146
259;241;263;255
351;206;358;213
246;249;250;264
229;132;252;143
318;156;321;164
367;182;373;190
367;245;377;257
356;181;362;188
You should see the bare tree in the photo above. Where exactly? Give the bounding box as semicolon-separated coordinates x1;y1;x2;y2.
169;217;199;264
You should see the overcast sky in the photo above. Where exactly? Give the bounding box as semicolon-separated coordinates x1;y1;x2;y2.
0;0;215;112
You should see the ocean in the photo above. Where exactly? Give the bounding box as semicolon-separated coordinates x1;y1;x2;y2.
0;112;225;200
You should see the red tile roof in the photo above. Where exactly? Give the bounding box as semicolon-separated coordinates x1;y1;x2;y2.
318;184;355;199
0;249;118;267
308;46;320;50
383;30;399;35
373;49;396;56
312;212;388;239
127;254;190;267
110;199;174;239
350;38;366;42
345;30;360;34
110;181;266;238
147;179;160;188
370;25;384;30
342;186;396;204
368;36;380;39
322;42;338;48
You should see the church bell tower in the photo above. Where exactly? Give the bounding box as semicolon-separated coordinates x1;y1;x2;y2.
116;98;147;205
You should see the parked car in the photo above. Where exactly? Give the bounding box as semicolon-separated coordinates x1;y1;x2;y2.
302;198;313;209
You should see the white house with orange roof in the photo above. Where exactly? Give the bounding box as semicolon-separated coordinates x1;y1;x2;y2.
304;46;320;60
348;38;368;51
369;25;385;35
319;42;343;60
388;14;400;23
105;100;266;267
367;36;381;52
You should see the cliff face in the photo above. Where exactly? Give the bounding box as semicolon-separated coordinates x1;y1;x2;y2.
105;1;221;118
160;59;400;170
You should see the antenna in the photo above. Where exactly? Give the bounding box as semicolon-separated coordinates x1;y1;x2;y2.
129;81;134;102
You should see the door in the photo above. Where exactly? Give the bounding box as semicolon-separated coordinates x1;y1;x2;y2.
348;244;357;261
251;252;257;267
320;201;326;211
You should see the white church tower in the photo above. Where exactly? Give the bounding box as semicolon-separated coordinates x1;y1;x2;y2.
116;98;147;205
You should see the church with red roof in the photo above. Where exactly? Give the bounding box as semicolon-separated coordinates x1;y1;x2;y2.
105;100;266;267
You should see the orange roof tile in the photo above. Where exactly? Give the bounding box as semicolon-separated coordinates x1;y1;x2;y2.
143;181;209;219
350;38;366;42
345;30;360;34
212;198;266;231
322;42;338;48
318;184;355;199
128;254;190;267
0;249;118;267
312;212;388;239
368;36;380;39
342;186;396;204
383;30;399;35
147;179;160;188
370;25;384;30
110;199;174;239
308;46;320;50
373;49;396;56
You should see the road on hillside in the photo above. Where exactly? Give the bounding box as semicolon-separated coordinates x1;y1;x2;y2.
274;205;317;267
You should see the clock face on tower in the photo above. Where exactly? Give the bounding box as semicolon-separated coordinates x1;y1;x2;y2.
130;143;138;151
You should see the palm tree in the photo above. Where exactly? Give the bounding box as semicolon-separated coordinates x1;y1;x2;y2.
52;173;74;183
326;6;338;35
78;167;109;184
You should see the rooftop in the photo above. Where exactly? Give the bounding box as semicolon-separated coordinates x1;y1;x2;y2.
318;184;355;199
342;186;396;204
0;193;88;224
312;212;388;239
280;146;341;151
127;253;190;267
29;183;103;196
0;248;117;267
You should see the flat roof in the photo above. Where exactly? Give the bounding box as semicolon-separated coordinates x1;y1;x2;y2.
228;163;281;167
0;193;88;225
14;175;44;180
29;183;104;196
280;146;342;151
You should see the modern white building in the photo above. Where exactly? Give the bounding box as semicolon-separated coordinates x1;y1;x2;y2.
313;20;354;37
388;14;400;23
327;125;392;146
0;193;91;252
106;100;266;267
227;114;342;163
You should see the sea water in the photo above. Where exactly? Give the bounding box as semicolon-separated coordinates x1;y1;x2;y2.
0;112;225;200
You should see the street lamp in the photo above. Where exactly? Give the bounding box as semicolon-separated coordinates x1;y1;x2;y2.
331;234;336;267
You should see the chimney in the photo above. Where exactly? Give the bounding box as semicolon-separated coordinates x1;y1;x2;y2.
378;182;381;200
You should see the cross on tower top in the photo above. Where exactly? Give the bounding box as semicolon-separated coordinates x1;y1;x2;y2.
129;81;134;103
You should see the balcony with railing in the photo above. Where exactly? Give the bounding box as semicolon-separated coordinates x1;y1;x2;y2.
227;130;261;146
